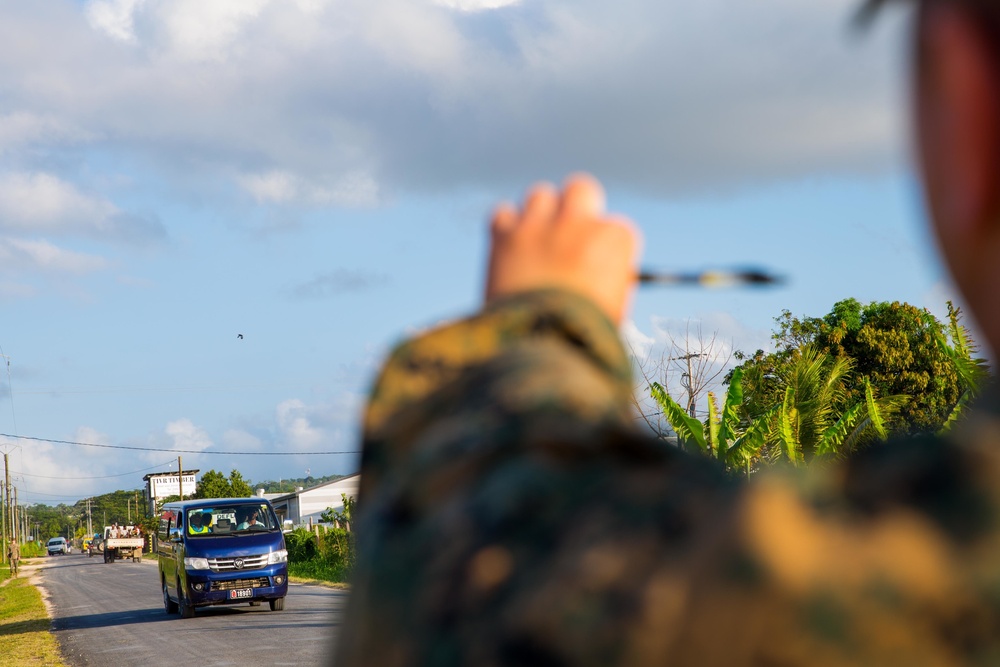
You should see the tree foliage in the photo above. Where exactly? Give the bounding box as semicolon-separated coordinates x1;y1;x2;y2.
647;299;990;475
194;469;255;499
653;350;904;474
731;299;989;437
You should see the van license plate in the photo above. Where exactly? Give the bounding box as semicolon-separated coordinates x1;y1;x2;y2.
230;589;253;600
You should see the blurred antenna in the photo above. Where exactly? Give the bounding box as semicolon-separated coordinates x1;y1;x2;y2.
637;268;785;288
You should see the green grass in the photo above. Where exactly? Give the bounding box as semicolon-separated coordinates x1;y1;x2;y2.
0;574;64;666
288;559;351;584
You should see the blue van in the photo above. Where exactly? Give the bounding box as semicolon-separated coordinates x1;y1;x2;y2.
157;498;289;618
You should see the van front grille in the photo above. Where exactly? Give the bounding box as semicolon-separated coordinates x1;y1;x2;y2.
207;554;268;572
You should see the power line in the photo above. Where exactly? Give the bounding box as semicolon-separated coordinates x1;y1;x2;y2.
11;459;178;480
0;433;362;456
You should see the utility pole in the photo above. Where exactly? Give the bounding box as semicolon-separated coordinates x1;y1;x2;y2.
12;485;18;544
0;479;5;561
178;457;183;500
677;353;706;418
3;453;10;547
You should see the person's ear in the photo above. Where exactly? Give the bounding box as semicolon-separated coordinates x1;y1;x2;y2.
917;4;1000;238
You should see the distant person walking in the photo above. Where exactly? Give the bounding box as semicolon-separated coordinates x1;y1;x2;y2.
7;539;19;578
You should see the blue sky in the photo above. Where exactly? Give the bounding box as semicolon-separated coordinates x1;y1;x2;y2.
0;0;959;505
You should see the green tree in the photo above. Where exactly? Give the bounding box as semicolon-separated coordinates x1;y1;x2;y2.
732;299;989;437
193;469;255;499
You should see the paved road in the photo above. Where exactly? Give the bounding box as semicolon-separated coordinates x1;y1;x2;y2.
34;553;347;667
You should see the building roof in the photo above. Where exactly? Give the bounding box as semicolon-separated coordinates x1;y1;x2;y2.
143;469;200;482
269;473;360;502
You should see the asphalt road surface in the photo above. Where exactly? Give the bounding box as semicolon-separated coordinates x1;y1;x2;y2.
34;553;347;667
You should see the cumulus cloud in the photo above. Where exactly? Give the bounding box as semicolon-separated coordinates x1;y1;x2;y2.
434;0;521;11
0;172;166;244
0;0;905;213
276;398;328;450
0;113;92;154
164;418;214;452
0;238;108;274
237;170;379;207
629;312;773;421
85;0;147;44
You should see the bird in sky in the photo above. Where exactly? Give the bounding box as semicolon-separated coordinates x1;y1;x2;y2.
237;334;244;340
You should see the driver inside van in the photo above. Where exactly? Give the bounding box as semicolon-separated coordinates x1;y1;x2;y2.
237;509;262;531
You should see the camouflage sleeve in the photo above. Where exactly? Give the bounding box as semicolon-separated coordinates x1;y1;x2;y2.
335;288;1000;666
356;288;637;501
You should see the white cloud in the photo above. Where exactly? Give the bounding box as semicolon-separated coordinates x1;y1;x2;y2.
0;238;108;274
622;319;655;361
0;0;906;208
629;312;773;419
0;113;91;154
73;426;113;457
165;418;214;453
433;0;521;11
85;0;147;43
0;172;115;229
0;172;166;246
153;0;271;63
237;170;380;207
276;398;326;450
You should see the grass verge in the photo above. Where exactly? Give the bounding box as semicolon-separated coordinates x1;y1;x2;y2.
0;570;64;667
288;560;351;586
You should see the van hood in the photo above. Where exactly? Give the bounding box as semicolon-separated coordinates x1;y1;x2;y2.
182;531;285;559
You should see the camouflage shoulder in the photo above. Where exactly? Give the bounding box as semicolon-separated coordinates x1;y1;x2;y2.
363;288;632;440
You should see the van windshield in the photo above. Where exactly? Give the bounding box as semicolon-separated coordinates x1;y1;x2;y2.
186;503;276;537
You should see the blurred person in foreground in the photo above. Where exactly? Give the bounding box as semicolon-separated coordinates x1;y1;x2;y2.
335;1;1000;665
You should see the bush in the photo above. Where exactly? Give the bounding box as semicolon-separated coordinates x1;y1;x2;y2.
283;526;355;583
19;542;45;558
285;529;320;563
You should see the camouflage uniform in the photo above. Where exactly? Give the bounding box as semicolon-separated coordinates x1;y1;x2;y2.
335;289;1000;666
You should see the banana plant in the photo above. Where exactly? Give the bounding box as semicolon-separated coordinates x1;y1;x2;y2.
936;302;991;434
651;368;766;471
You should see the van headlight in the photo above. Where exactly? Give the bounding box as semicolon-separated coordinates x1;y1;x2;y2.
268;549;288;565
184;557;211;570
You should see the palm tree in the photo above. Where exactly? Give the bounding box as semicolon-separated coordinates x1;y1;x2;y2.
936;302;991;434
649;347;908;473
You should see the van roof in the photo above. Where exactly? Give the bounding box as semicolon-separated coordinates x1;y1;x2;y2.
161;497;273;511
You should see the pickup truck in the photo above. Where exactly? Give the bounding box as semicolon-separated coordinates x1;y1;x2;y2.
100;526;145;563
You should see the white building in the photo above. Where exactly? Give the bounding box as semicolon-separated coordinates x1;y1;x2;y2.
269;474;360;528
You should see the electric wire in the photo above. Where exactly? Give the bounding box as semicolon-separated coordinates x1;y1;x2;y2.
11;459;178;480
0;433;362;456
